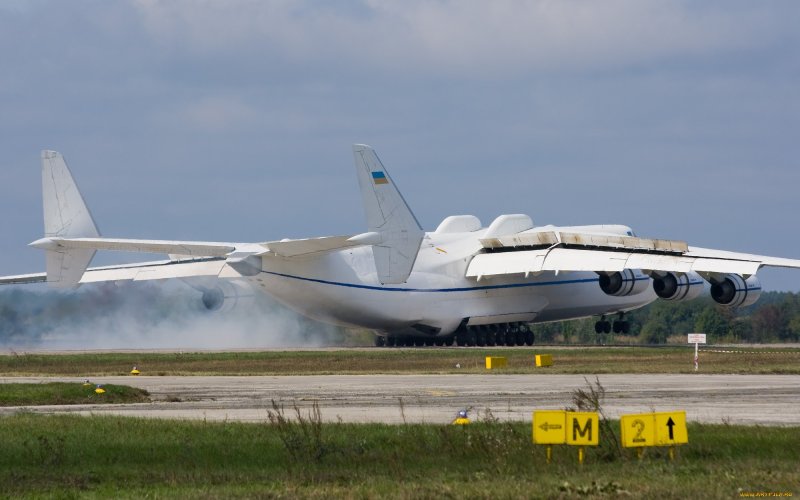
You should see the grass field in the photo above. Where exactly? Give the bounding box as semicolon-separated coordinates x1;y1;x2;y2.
1;346;799;376
0;412;796;498
0;382;150;406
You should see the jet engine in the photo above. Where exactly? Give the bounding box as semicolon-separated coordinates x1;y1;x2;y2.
198;280;256;313
598;269;649;297
709;274;762;308
652;271;704;302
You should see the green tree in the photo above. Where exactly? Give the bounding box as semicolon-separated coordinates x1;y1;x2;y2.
694;306;731;339
748;305;786;343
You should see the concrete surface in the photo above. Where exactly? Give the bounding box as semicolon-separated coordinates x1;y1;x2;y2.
1;374;798;425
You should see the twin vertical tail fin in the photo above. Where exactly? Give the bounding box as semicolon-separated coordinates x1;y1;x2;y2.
36;151;100;287
352;145;424;284
35;146;420;287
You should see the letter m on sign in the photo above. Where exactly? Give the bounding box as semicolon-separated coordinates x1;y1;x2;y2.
574;418;591;441
567;412;599;446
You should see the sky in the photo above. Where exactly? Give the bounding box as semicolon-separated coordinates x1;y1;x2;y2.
0;0;799;290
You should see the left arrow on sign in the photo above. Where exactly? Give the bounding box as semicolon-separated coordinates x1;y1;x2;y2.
539;422;562;431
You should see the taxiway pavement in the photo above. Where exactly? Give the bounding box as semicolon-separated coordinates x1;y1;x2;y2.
1;374;798;425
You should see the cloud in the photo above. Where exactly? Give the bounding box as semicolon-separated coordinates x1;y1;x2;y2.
166;96;258;132
129;0;792;76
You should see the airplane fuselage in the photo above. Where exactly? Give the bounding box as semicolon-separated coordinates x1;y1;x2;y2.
254;226;656;337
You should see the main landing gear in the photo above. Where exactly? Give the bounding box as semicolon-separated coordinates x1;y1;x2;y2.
595;313;630;334
454;323;534;347
373;322;534;348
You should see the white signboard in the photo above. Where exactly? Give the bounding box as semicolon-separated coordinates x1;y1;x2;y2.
687;333;706;344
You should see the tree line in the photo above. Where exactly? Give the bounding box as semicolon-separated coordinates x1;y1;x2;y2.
530;291;800;344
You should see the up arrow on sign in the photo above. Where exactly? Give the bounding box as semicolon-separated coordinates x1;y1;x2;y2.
666;417;675;440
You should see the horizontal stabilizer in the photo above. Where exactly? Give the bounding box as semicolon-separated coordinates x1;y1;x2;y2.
0;272;47;285
79;258;233;283
261;235;361;257
31;237;238;258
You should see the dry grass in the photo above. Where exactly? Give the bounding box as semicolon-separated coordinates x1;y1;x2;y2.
0;346;798;376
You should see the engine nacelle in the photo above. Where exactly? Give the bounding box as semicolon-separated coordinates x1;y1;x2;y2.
710;274;762;308
598;269;649;297
199;280;256;313
652;271;705;302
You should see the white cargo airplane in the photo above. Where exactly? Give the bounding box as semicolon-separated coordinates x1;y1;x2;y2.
2;146;800;347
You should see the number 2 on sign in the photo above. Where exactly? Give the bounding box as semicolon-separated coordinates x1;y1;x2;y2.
632;419;646;443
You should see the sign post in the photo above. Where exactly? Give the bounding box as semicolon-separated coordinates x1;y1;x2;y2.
687;333;706;371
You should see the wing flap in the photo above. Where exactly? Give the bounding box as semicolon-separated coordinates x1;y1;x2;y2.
542;248;629;272
481;231;689;253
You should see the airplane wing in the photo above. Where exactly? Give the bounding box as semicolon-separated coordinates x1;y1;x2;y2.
467;231;800;280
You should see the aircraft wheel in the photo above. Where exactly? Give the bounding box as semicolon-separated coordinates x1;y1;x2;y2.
445;336;455;346
414;337;426;347
424;338;435;347
387;336;397;347
602;321;612;334
516;331;526;346
466;329;477;347
524;331;534;346
621;321;631;334
374;336;386;347
476;329;486;347
612;321;622;334
594;321;603;334
486;330;496;346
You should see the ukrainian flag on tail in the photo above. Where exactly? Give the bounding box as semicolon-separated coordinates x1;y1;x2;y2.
372;171;389;185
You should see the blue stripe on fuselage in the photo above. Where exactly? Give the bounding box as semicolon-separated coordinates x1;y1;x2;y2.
260;270;649;293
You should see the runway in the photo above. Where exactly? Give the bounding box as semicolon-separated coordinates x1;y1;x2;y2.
1;374;798;425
